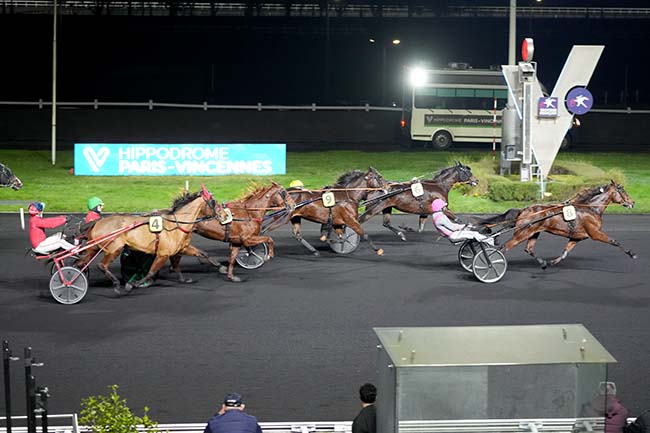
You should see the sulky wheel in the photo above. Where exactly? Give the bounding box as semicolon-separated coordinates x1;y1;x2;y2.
458;240;480;272
472;248;508;283
120;247;155;284
49;266;88;305
236;243;269;269
49;255;89;278
327;226;360;254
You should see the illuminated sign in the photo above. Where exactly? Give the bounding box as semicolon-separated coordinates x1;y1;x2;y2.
538;97;558;118
565;87;594;115
74;143;286;176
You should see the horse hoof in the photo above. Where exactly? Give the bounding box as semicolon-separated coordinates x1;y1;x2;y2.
218;265;228;274
398;232;407;242
631;253;638;259
319;235;327;242
227;275;242;283
312;251;321;257
113;286;124;296
539;260;548;270
181;278;193;284
124;283;133;293
376;248;385;256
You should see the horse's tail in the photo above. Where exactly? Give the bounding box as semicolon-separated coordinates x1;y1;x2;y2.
474;208;522;233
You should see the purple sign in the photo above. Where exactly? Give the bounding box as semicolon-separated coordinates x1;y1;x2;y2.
538;96;558;118
566;87;594;115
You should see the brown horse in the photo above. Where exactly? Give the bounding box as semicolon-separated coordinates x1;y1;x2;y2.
265;167;387;256
76;185;216;294
0;162;23;190
359;162;478;240
491;181;637;268
193;181;296;282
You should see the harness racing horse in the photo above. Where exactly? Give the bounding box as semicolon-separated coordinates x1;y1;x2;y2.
193;181;296;282
358;162;478;240
0;162;23;190
268;167;387;256
76;185;217;294
484;180;637;268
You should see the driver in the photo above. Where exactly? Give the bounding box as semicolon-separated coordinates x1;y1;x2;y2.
28;201;75;254
84;196;105;223
431;198;494;246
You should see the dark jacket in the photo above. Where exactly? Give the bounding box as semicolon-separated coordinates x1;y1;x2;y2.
352;404;376;433
204;409;263;433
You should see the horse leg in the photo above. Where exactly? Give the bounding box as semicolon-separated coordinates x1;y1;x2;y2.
319;223;331;242
127;254;169;292
168;254;193;284
523;232;548;269
381;210;407;241
586;227;638;259
242;235;275;260
549;239;580;266
226;245;242;282
292;220;320;256
417;214;428;233
346;220;384;256
180;244;228;274
97;249;124;295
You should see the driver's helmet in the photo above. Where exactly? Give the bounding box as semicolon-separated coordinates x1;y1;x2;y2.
289;180;304;189
28;201;45;216
431;199;447;212
87;196;104;211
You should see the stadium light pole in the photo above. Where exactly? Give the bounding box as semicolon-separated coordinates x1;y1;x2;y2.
51;0;57;165
508;0;516;65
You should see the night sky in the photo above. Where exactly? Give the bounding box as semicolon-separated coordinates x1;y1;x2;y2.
1;1;649;107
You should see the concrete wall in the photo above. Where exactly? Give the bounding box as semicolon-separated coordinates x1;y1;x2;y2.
1;107;648;150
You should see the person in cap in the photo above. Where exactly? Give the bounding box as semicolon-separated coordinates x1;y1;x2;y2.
288;179;304;190
352;383;377;433
84;196;105;223
28;201;75;254
431;198;494;246
204;392;262;433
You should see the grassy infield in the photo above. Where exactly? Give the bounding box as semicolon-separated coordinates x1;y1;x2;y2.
0;149;649;214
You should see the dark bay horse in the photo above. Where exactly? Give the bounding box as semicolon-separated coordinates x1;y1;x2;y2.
488;181;637;268
358;162;478;240
0;162;23;190
76;185;216;294
266;167;387;256
193;181;296;282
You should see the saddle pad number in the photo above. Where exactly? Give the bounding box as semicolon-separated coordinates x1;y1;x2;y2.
322;192;336;208
219;208;233;225
148;216;163;232
411;182;424;197
562;205;577;221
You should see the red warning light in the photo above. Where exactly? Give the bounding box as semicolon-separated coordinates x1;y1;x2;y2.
522;38;534;62
400;119;406;128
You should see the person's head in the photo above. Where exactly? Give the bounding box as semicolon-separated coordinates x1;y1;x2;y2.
221;392;245;412
431;199;447;212
359;383;377;405
289;179;304;189
28;201;45;216
87;196;104;212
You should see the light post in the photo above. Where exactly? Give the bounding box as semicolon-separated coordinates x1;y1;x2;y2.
370;37;401;106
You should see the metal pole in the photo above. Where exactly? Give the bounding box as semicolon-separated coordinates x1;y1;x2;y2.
381;45;386;106
509;0;516;65
36;387;49;433
24;348;35;433
3;341;20;433
51;0;58;165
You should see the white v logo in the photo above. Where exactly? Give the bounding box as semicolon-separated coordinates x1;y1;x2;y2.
83;147;110;173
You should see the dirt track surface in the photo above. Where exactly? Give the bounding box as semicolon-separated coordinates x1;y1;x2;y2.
1;213;649;423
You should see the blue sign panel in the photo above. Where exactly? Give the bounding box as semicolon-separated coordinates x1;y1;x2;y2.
565;87;594;115
537;96;558;118
74;143;286;176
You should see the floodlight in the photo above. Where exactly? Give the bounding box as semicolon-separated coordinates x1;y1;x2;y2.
392;39;401;45
408;67;427;87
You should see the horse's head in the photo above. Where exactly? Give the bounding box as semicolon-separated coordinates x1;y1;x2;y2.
0;163;23;190
364;166;388;194
267;182;296;213
454;161;479;187
200;183;217;216
608;180;635;209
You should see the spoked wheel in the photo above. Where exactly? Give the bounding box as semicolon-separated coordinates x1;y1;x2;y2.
236;243;269;269
120;248;155;284
327;226;360;254
49;255;89;277
458;240;480;272
472;248;508;283
49;266;88;305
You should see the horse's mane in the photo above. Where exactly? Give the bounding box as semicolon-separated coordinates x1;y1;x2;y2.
334;169;366;187
236;182;277;203
569;184;608;204
431;165;455;180
168;191;201;213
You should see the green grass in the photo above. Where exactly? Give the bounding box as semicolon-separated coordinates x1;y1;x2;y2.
1;149;649;213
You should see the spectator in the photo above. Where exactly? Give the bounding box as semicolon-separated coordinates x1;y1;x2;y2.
204;392;262;433
581;382;629;433
352;383;377;433
28;201;75;254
